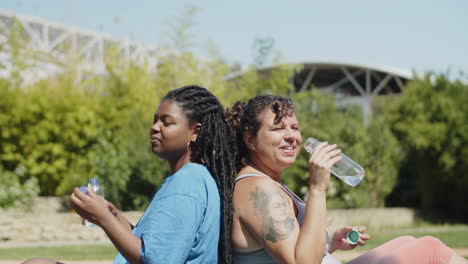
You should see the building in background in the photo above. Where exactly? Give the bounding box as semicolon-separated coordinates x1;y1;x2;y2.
226;62;413;122
1;8;413;119
0;8;163;84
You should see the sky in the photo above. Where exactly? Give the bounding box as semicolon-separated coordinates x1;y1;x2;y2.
1;0;468;76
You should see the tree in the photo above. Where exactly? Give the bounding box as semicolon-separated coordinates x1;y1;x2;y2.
386;73;468;220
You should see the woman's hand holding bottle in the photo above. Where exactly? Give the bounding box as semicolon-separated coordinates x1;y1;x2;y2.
307;142;342;191
70;185;113;228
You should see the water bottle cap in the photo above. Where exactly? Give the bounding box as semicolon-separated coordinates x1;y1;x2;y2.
79;185;88;195
89;178;100;186
346;229;361;245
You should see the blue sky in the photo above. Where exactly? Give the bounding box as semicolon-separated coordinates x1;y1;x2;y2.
2;0;467;75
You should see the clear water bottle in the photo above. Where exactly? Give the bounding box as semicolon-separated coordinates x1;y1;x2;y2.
81;177;105;228
304;137;365;187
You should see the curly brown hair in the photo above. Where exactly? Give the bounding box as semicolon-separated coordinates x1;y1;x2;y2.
226;95;295;170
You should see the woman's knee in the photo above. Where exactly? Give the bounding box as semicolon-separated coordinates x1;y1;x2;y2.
395;235;416;244
418;236;444;248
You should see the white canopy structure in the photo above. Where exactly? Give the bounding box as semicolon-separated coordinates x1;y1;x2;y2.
0;8;163;83
226;61;414;121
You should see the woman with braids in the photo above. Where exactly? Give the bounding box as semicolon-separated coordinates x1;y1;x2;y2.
226;94;467;264
23;85;236;264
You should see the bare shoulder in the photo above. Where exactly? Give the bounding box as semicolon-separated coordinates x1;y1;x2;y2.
234;176;277;192
233;176;282;208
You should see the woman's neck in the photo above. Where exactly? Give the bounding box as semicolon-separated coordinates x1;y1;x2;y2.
244;158;282;182
169;150;192;174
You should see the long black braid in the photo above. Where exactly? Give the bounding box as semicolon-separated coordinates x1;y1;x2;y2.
164;85;235;264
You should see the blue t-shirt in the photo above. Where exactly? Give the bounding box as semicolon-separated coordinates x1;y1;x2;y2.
113;163;220;264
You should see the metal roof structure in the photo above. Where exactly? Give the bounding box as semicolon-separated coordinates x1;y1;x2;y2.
226;61;414;122
0;8;163;83
291;61;412;94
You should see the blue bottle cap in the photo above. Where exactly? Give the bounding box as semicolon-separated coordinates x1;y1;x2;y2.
79;185;88;195
346;229;361;245
88;178;100;186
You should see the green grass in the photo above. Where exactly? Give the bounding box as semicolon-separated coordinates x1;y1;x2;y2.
0;244;117;260
361;226;468;250
0;225;467;260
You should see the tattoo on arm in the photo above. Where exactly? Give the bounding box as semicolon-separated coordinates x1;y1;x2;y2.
250;186;296;243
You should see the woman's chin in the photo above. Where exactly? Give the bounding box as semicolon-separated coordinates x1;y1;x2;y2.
151;148;165;158
277;158;296;169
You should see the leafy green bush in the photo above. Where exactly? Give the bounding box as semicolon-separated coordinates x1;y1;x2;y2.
0;75;104;196
385;73;468;220
0;166;39;211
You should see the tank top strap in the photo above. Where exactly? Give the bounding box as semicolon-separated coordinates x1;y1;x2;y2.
278;183;306;225
234;173;266;182
278;183;305;206
235;173;287;190
235;173;303;205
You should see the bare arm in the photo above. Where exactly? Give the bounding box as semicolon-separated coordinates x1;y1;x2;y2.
294;187;327;264
237;179;327;264
99;213;142;264
107;201;134;232
296;142;341;263
237;179;300;263
236;143;341;264
70;187;143;264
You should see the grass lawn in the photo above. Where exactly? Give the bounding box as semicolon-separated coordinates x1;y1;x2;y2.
0;244;117;260
0;225;467;260
361;225;468;250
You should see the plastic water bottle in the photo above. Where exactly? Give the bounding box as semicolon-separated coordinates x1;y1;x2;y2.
304;137;365;187
81;177;105;228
